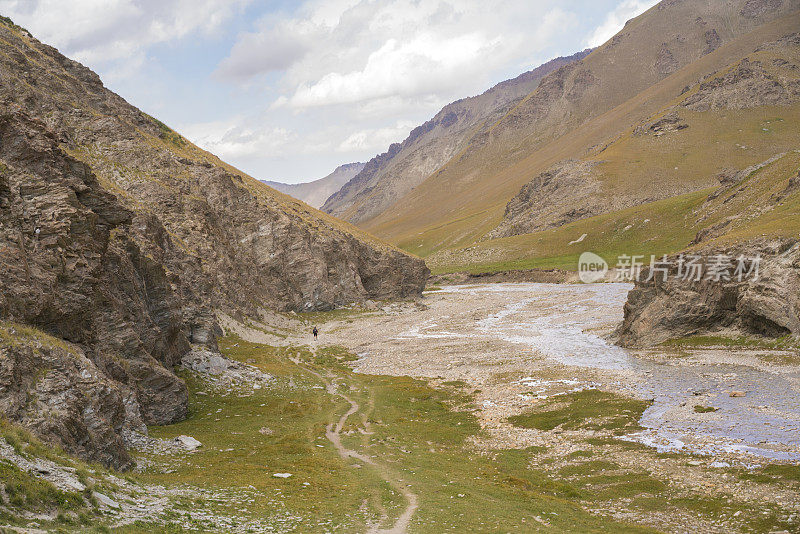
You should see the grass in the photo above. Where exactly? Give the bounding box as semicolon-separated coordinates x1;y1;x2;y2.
0;15;25;32
507;389;652;435
142;114;187;148
2;335;797;532
131;338;662;532
693;405;719;414
312;345;358;368
0;420;102;531
0;321;78;354
427;189;710;274
429;146;800;274
0;460;84;511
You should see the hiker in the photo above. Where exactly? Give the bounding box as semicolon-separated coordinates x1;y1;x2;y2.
312;326;318;340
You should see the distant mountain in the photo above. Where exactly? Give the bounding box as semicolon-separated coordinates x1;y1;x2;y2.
264;162;365;208
321;0;800;273
321;49;592;223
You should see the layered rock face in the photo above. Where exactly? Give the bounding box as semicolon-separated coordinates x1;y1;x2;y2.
0;110;189;441
486;161;603;239
0;325;139;469
0;19;427;467
616;240;800;347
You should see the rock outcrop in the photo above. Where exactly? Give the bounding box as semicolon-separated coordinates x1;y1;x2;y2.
616;240;800;347
486;161;604;239
0;111;189;433
0;324;137;469
0;18;427;468
682;44;800;112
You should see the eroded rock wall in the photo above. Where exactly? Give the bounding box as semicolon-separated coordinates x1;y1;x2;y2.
616;240;800;347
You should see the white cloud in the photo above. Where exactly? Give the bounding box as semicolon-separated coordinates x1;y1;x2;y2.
288;32;498;108
0;0;250;74
337;120;417;152
219;1;577;111
179;118;298;159
0;0;639;183
215;17;322;81
586;0;658;48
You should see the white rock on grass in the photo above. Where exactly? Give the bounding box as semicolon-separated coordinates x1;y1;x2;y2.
272;473;292;478
174;435;202;451
93;491;121;509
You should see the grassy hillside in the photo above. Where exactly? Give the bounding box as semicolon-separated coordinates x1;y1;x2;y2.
344;3;800;273
428;149;800;274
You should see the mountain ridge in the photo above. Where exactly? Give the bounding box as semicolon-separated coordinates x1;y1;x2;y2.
0;17;427;468
263;161;365;208
322;48;593;223
334;0;800;265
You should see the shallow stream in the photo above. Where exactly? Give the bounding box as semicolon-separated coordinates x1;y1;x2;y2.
427;283;800;462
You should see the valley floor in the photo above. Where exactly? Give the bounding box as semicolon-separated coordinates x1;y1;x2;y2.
4;283;799;533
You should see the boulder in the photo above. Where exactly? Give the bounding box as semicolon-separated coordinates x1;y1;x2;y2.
174;435;202;451
617;239;800;347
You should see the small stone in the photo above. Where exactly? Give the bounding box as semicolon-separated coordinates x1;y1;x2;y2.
259;427;273;436
93;491;120;509
64;478;86;492
728;391;746;398
272;473;292;478
174;435;202;450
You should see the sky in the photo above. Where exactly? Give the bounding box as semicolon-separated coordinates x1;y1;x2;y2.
0;0;658;184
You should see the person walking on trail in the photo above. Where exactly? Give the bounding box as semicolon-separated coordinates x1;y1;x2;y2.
312;326;318;340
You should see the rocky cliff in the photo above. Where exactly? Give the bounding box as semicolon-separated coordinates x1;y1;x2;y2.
617;239;800;347
0;18;427;468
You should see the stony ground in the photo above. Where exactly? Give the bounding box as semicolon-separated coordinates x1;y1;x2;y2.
2;282;799;533
286;282;800;532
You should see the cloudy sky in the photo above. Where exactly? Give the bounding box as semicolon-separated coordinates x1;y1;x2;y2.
0;0;657;183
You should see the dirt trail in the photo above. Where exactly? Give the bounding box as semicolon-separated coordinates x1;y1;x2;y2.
291;352;418;534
